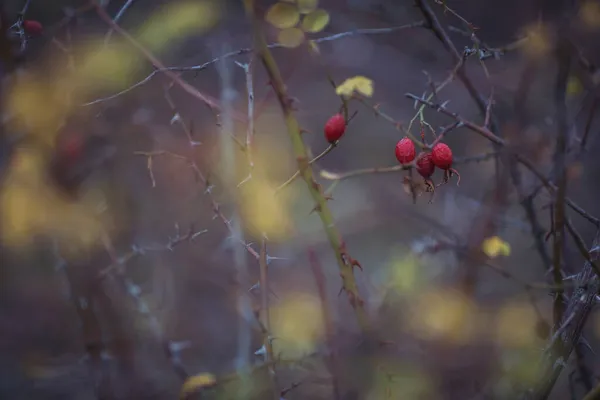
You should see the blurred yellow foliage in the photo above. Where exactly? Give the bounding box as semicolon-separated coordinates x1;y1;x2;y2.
482;236;511;258
238;174;293;239
387;252;422;294
180;372;217;399
74;42;140;92
301;9;330;33
494;301;539;348
520;24;552;59
265;2;300;29
566;76;583;97
409;289;477;343
0;149;106;253
270;293;324;357
137;1;219;52
6;73;67;143
580;1;600;29
335;76;374;98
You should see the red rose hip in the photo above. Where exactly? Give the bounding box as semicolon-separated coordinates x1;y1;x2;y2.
431;142;460;186
431;143;453;169
395;137;416;164
23;20;43;35
324;113;346;143
416;152;435;178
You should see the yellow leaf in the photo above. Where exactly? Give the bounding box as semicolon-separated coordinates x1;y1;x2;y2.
180;373;217;399
566;76;583;96
482;236;511;258
335;75;374;97
265;2;300;29
277;27;305;48
301;9;330;33
297;0;318;13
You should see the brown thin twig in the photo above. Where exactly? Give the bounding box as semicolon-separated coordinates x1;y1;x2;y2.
92;2;246;120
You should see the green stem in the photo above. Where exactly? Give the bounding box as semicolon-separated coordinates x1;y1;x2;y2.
243;0;369;332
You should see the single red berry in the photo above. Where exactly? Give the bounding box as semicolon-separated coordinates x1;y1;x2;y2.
324;113;346;143
395;137;416;164
23;20;43;36
431;142;453;169
416;152;435;178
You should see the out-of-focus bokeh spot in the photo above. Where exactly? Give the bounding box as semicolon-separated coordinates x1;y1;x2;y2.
520;24;552;59
270;293;324;357
386;251;424;295
6;73;67;143
579;1;600;29
137;1;219;53
566;76;583;97
238;173;294;238
499;348;541;385
482;236;511;258
494;300;539;348
265;2;300;29
0;148;106;254
180;372;217;399
408;288;478;343
73;42;140;93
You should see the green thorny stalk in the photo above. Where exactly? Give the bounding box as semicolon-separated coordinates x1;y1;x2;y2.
242;0;369;332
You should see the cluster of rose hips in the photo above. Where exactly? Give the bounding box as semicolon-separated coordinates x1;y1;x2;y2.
322;112;459;202
395;135;459;195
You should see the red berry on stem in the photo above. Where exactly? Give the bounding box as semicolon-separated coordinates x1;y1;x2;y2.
431;142;460;186
395;137;416;164
431;143;453;169
324;113;346;143
23;20;43;35
416;152;435;178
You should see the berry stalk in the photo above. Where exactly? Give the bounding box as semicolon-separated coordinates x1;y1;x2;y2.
243;0;369;332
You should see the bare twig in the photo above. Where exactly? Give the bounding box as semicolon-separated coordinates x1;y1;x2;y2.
84;22;424;106
103;0;137;45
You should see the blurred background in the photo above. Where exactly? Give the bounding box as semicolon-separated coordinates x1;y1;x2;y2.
0;0;600;399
